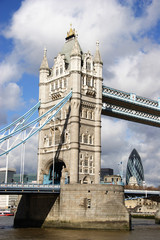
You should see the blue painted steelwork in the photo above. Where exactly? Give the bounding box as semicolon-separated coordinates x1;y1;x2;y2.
0;101;40;134
0;91;72;143
0;91;72;156
102;85;160;126
102;104;160;125
102;85;160;111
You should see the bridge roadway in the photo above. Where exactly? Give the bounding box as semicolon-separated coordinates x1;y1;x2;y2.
0;183;160;199
0;183;60;194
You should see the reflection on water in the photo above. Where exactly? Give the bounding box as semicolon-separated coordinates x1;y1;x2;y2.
0;216;160;240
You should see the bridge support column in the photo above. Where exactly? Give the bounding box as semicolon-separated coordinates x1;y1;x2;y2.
14;184;131;230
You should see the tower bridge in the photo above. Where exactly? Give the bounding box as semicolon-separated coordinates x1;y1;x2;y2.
1;26;160;228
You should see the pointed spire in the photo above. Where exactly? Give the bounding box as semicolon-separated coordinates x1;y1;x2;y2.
94;41;102;64
70;37;81;56
40;47;49;70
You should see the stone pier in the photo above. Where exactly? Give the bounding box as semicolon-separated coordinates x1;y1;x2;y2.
14;184;131;230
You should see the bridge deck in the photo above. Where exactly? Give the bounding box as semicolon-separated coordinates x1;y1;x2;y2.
0;183;60;194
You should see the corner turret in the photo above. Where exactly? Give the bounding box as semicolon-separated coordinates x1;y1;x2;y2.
94;41;103;78
40;47;50;71
39;47;50;103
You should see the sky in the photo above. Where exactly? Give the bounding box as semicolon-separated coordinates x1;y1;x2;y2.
0;0;160;186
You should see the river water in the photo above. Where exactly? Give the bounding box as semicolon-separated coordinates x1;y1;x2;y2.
0;217;160;240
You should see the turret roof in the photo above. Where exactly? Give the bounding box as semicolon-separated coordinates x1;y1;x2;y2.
40;47;49;70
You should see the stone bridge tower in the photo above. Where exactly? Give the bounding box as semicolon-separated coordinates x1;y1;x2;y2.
38;27;103;184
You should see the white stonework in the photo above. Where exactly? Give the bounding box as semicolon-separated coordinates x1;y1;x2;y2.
37;28;103;184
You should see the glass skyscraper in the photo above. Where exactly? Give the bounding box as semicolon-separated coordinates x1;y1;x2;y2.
126;149;144;186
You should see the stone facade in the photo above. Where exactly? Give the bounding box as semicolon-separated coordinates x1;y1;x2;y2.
14;27;131;230
14;184;130;230
38;27;102;184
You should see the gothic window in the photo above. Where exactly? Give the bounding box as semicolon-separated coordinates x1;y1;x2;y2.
60;66;63;74
82;76;85;85
89;169;92;174
79;168;82;173
86;59;91;71
63;78;67;88
56;68;58;76
88;135;92;144
80;153;83;159
92;78;94;87
87;111;92;119
83;109;87;118
84;168;88;174
80;160;83;166
84;157;88;166
84;134;88;144
55;129;61;145
86;77;91;86
59;79;62;89
91;111;94;120
55;80;58;89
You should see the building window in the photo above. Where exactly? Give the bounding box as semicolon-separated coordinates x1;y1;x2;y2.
83;109;87;118
56;68;58;76
59;80;62;89
86;59;91;71
63;78;67;88
55;80;58;89
60;66;63;74
87;111;92;119
84;135;88;144
55;130;61;145
88;135;92;144
84;158;88;166
86;77;91;86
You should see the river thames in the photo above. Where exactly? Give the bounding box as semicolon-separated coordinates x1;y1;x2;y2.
0;217;160;240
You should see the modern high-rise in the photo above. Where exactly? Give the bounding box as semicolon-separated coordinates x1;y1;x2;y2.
126;148;144;186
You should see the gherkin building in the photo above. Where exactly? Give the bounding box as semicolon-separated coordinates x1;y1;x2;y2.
126;149;144;186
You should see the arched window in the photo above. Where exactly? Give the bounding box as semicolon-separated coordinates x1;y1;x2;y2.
87;111;92;119
59;79;62;89
56;67;58;76
88;135;92;144
55;80;58;89
63;78;67;88
86;58;91;71
84;134;88;144
55;129;61;145
86;77;91;86
60;65;63;74
83;109;87;118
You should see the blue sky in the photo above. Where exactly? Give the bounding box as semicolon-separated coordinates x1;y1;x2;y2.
0;0;160;186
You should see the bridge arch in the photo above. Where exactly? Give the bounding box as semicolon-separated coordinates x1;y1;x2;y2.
43;159;66;184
